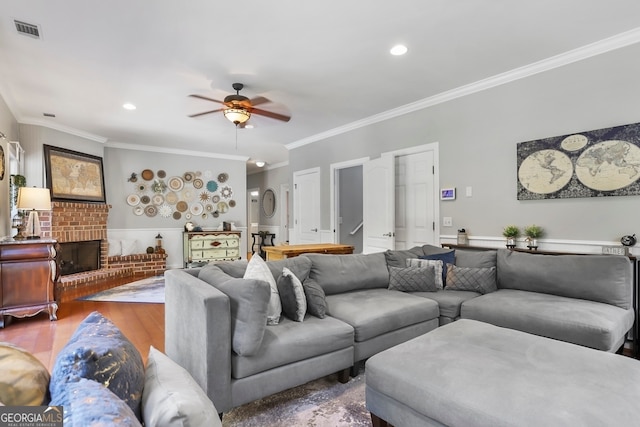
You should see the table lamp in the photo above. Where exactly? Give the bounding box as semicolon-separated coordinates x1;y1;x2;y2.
16;187;52;239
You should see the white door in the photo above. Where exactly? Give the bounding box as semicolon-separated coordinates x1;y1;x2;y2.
293;168;321;244
363;154;395;253
395;151;435;249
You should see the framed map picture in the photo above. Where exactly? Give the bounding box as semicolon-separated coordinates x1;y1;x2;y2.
44;145;106;203
517;122;640;200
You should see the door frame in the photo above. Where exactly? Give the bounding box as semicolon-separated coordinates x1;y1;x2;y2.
330;157;369;244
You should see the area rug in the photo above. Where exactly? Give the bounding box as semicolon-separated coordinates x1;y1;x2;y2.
222;372;369;426
78;276;165;303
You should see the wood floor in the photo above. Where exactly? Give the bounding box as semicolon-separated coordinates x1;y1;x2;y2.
0;274;164;370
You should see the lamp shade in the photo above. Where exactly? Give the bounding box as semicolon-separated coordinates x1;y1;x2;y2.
17;187;52;211
223;108;251;124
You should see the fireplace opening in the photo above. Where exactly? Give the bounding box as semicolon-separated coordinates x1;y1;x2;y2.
59;240;101;276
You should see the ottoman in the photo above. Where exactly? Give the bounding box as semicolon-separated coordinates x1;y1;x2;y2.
366;319;640;427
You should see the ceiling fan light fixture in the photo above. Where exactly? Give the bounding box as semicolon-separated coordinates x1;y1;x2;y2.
224;108;250;125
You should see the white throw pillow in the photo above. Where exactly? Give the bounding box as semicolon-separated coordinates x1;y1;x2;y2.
108;239;122;257
142;346;222;427
244;255;281;325
121;239;139;256
406;258;444;289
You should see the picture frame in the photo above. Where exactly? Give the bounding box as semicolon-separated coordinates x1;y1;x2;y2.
440;187;456;200
44;144;106;203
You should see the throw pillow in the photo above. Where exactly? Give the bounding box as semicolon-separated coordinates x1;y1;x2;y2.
384;247;425;268
302;278;327;319
49;311;145;420
50;378;142;427
419;250;455;286
388;265;438;292
121;239;139;256
142;346;222;427
214;278;271;356
445;264;497;294
277;267;307;322
244;255;281;325
107;239;122;257
406;258;444;289
0;342;50;406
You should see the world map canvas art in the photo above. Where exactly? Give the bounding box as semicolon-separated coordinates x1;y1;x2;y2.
517;122;640;200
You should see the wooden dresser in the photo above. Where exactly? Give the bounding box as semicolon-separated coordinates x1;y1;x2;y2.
183;231;242;268
0;238;59;328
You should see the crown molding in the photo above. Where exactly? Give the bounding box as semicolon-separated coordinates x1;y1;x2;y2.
20;119;108;143
105;140;249;161
286;26;640;151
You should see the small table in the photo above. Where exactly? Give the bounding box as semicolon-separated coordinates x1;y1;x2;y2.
263;243;355;261
251;232;276;259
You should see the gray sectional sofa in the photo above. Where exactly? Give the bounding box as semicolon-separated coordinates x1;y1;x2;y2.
164;245;634;415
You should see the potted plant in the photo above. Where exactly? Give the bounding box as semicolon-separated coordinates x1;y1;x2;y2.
502;225;520;249
524;224;544;250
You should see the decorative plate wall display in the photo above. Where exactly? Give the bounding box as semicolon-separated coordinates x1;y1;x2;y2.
212;195;220;203
229;199;236;208
190;202;204;216
172;211;181;220
159;204;172;218
135;183;148;193
142;169;154;180
217;201;229;213
133;206;144;216
176;201;188;212
165;191;178;205
218;173;228;183
193;178;203;189
220;186;233;199
140;195;151;204
152;194;164;205
168;177;184;191
183;172;194;182
144;205;158;217
206;180;218;192
127;194;140;206
157;169;166;178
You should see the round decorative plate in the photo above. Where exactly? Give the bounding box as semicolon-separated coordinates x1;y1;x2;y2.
152;194;164;205
195;170;202;177
140;195;151;204
217;201;229;213
181;188;195;202
133;206;144;216
206;180;218;192
145;205;158;217
157;169;166;178
168;176;184;191
176;201;188;212
183;172;194;182
193;178;204;189
185;213;192;220
205;203;214;212
165;191;179;205
212;211;219;218
172;211;182;220
229;199;236;208
220;186;233;199
199;191;210;202
218;172;229;183
135;183;148;193
212;195;220;203
142;169;154;180
190;202;204;216
126;194;140;206
159;204;172;218
201;213;208;220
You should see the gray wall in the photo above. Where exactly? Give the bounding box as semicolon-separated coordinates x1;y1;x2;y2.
289;42;640;243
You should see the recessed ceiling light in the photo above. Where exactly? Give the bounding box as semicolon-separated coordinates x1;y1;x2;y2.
244;124;254;129
123;103;136;110
390;44;408;56
255;161;266;168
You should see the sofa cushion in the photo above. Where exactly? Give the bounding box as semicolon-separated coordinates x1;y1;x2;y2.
388;265;438;292
198;264;234;286
0;342;50;406
213;277;271;356
325;289;439;342
445;265;497;294
461;289;635;351
142;346;222;427
49;311;145;419
496;249;632;309
302;278;327;318
306;252;389;295
51;378;141;427
384;246;425;268
277;267;307;322
412;289;480;320
266;256;312;283
244;255;281;325
231;316;354;379
454;249;497;268
418;251;455;286
216;260;249;278
405;258;444;289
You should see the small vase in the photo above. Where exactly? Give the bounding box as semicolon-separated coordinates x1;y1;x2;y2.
527;238;538;250
506;237;516;249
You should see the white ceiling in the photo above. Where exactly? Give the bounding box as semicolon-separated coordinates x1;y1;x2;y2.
1;1;640;173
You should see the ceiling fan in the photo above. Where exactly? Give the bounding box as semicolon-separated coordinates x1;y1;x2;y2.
188;83;291;126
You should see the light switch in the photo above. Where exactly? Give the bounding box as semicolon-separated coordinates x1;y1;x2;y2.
466;186;473;197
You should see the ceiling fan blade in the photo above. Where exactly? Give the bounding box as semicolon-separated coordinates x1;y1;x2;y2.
251;107;291;122
249;96;271;107
188;108;224;118
188;94;225;104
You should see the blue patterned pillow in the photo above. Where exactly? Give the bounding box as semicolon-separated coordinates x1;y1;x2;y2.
419;250;455;286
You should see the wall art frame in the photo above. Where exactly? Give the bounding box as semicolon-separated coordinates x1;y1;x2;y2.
517;122;640;200
44;144;106;203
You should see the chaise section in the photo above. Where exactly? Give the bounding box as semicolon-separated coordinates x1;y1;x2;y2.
413;289;480;325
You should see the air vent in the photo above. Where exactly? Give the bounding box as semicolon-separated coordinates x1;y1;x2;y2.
43;113;55;118
14;20;40;38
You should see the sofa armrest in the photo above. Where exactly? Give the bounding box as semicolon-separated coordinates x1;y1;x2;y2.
164;269;233;412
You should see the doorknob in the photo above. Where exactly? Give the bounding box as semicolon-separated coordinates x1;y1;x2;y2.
383;232;393;237
311;228;318;232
